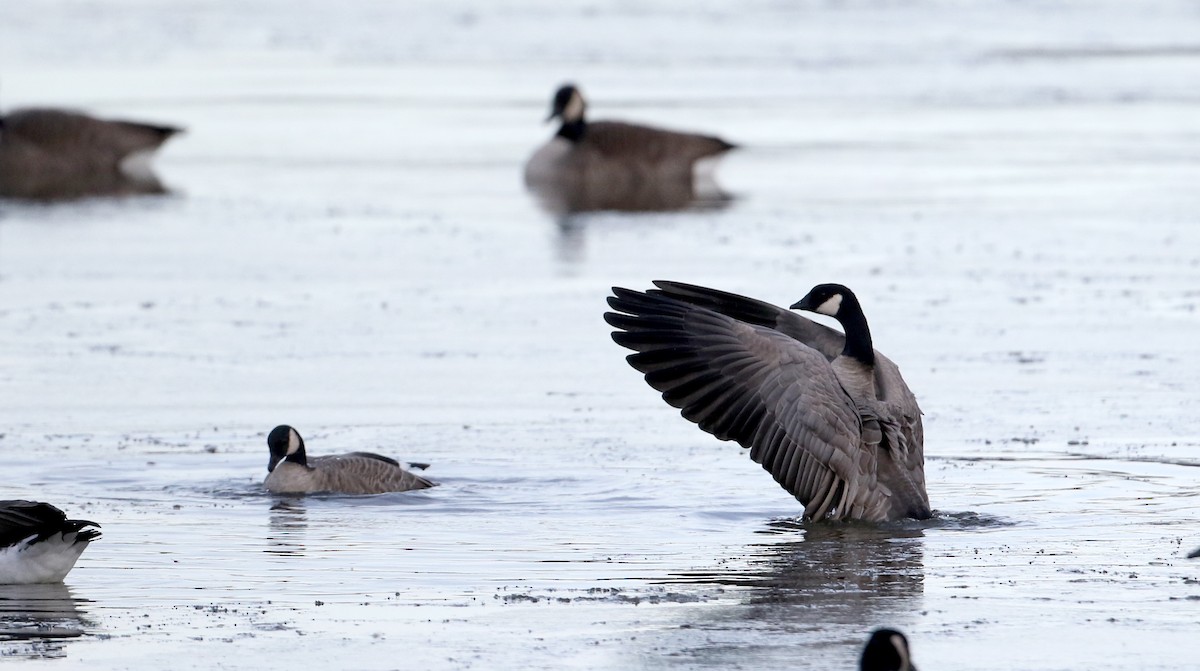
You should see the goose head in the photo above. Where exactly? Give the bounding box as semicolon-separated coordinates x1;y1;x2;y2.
547;84;587;124
267;425;307;472
860;628;917;671
791;283;852;318
791;283;875;366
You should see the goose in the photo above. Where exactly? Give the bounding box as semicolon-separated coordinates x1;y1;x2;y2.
1188;546;1199;559
524;84;735;212
604;281;931;522
0;107;182;200
861;628;918;671
264;425;436;495
0;500;100;584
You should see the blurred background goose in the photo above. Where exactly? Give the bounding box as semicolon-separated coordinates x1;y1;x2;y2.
605;281;931;522
0;500;100;584
860;628;918;671
0;107;182;201
524;84;736;215
264;425;436;495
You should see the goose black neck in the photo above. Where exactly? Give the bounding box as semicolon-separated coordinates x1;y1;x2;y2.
556;118;586;142
286;445;308;468
836;294;875;367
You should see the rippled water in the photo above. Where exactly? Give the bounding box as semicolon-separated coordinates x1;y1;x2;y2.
2;1;1199;669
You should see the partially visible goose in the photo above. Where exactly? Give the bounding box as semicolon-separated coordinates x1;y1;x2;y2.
0;107;182;200
1188;546;1199;559
264;425;436;495
604;281;931;522
861;628;918;671
0;501;100;584
524;84;735;213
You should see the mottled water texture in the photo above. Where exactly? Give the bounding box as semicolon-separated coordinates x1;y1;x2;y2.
1;1;1199;669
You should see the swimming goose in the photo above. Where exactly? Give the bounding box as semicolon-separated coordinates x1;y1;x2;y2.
861;628;918;671
524;84;736;212
264;425;436;495
604;281;931;522
0;107;182;200
0;501;100;584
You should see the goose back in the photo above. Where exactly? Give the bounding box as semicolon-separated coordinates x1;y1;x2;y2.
265;452;435;495
577;121;734;169
0;108;181;200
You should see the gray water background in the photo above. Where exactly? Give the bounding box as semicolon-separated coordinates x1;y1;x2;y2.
1;1;1199;669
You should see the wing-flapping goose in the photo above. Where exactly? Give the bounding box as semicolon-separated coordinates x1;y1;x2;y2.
861;628;918;671
0;107;182;200
264;425;436;495
604;281;931;522
524;84;735;214
0;501;100;584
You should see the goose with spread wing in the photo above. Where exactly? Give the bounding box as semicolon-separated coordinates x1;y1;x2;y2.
604;281;931;522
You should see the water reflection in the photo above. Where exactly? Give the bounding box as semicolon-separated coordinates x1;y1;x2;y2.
543;175;735;265
626;520;928;669
0;583;91;659
668;519;925;614
266;499;308;557
526;171;733;219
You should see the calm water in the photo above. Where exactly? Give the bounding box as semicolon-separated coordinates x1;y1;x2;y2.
2;1;1199;669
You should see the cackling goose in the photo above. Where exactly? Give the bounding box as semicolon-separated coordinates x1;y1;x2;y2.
0;500;100;584
605;281;931;522
861;628;918;671
524;84;735;213
264;425;436;495
0;107;182;200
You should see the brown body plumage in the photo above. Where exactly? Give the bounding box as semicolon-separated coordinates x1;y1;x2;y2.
0;108;181;200
524;84;735;214
264;425;435;495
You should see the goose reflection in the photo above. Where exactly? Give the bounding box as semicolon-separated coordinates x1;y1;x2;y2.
667;519;926;611
265;500;308;557
0;583;90;659
527;170;734;219
544;181;734;266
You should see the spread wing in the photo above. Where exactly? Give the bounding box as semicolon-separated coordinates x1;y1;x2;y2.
605;287;887;521
650;280;927;499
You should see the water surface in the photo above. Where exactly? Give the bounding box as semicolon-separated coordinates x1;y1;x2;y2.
2;1;1199;669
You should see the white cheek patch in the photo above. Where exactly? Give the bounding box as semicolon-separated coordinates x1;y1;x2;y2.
563;91;585;122
287;429;301;455
890;633;909;670
816;293;843;316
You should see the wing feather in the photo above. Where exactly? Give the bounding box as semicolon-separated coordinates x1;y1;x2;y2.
648;280;929;515
309;455;435;494
606;288;878;520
